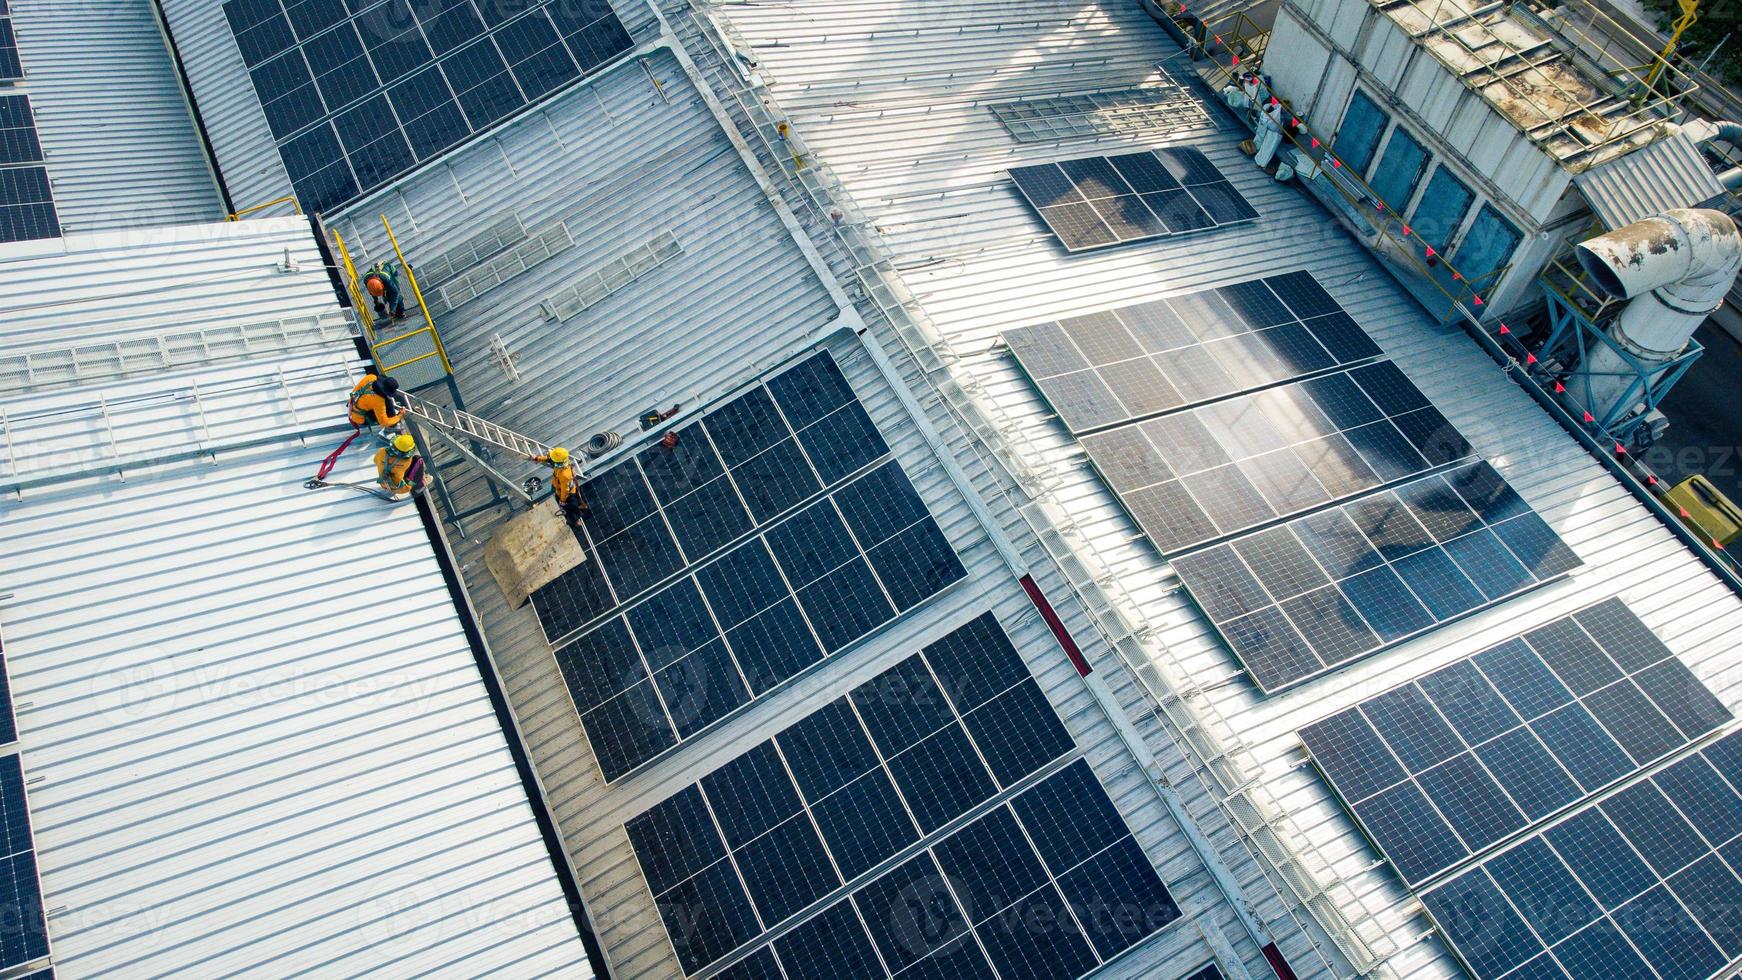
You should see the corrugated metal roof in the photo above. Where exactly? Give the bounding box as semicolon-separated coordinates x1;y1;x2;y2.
11;0;224;231
709;1;1742;977
1575;127;1727;228
320;35;1294;980
156;0;662;218
0;217;592;978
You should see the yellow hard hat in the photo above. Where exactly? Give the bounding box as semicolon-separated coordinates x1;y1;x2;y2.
393;434;415;453
548;446;570;464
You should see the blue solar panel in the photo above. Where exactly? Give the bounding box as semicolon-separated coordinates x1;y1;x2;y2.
633;675;1171;979
0;97;42;167
0;96;58;244
1422;729;1742;979
532;353;965;780
0;757;45;970
1176;462;1578;693
1299;598;1728;887
1010;148;1255;252
1004;271;1383;433
1076;362;1471;554
223;0;633;213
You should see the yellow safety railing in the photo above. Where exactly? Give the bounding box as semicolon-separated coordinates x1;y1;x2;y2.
226;195;302;221
380;214;452;376
328;216;453;380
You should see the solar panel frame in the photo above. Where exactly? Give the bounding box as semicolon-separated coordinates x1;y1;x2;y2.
1078;363;1473;553
1298;598;1727;889
1004;271;1385;433
1419;728;1742;979
222;0;634;213
1177;462;1580;694
1010;148;1256;252
531;352;967;780
627;618;1178;977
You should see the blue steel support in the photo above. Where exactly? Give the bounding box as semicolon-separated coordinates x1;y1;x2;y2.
1537;281;1702;444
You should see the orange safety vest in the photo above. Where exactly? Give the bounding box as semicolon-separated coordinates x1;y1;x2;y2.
536;455;577;502
347;375;402;428
375;446;417;492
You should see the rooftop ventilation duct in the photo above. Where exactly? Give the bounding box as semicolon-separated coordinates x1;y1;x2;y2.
1573;208;1742;420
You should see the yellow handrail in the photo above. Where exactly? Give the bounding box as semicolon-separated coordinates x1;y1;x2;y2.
381;213;453;376
328;228;376;339
226;195;302;221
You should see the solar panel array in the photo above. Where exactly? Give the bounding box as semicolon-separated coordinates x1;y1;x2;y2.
1175;462;1581;693
530;353;965;780
1010;149;1256;251
628;614;1180;977
1422;728;1742;979
0;96;57;244
1004;271;1382;431
1081;362;1473;554
222;0;633;213
1180;965;1226;980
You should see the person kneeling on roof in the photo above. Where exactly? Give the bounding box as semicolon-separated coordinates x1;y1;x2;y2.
529;446;587;525
347;372;406;434
363;262;406;321
376;433;426;499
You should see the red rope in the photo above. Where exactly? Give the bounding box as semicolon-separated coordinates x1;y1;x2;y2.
316;428;361;481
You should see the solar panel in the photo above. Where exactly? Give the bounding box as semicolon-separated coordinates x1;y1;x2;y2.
1298;598;1726;891
0;95;58;245
627;613;1178;976
1078;362;1473;553
1005;272;1382;429
0;757;45;970
0;18;22;81
1179;965;1226;980
1177;462;1580;693
1420;728;1742;979
1010;148;1256;252
530;352;966;780
223;0;634;214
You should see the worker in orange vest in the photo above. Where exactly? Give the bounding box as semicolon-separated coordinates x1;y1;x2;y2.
530;446;586;524
375;433;425;498
347;373;406;431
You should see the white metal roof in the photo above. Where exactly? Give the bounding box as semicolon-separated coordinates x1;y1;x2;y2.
11;0;224;231
708;1;1742;977
0;217;593;978
318;29;1307;980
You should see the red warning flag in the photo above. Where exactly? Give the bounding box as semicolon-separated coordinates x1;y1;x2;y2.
1553;381;1565;393
1583;411;1595;422
1525;352;1536;364
1498;324;1510;334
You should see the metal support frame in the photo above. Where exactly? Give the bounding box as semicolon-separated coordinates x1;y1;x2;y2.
1536;279;1702;443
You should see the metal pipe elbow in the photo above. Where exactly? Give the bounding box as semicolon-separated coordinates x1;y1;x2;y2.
1575;208;1742;316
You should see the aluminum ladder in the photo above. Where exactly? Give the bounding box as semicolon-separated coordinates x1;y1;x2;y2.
403;395;550;459
399;395;564;515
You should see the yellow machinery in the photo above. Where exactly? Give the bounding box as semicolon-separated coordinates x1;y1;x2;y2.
1666;474;1742;549
1644;0;1699;91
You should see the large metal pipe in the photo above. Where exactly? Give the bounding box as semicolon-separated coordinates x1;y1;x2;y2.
1573;208;1742;419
